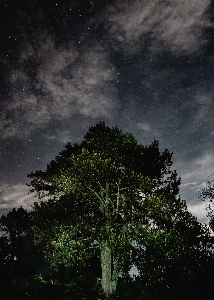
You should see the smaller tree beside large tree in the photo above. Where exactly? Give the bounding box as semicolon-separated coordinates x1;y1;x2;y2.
0;207;46;282
199;175;214;231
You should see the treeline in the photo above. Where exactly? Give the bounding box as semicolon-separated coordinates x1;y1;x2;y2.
1;122;214;299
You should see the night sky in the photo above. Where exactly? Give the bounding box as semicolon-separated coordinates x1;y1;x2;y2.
0;0;214;224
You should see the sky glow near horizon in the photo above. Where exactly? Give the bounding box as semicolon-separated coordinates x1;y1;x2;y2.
0;0;214;225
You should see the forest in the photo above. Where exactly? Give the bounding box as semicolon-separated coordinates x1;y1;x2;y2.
1;122;214;300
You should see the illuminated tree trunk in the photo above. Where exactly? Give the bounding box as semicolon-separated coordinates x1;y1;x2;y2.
111;255;120;294
101;241;111;298
101;242;120;298
100;182;111;298
100;183;120;298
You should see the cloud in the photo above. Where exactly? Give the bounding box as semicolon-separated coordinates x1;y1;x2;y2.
1;34;118;138
178;181;208;223
137;122;151;133
43;129;76;144
179;153;214;183
0;91;52;138
180;182;199;188
178;90;214;131
103;0;211;55
194;92;214;124
37;43;118;119
179;181;205;202
187;201;208;224
175;153;214;222
136;121;160;138
0;184;37;210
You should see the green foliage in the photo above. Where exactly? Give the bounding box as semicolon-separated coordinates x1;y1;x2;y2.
26;122;210;298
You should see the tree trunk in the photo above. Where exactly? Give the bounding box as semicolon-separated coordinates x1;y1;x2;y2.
101;243;121;298
100;183;120;298
64;265;70;283
101;241;112;298
111;256;120;294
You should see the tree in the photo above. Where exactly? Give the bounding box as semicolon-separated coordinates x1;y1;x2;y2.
0;207;47;282
199;175;214;231
132;204;212;299
28;122;199;298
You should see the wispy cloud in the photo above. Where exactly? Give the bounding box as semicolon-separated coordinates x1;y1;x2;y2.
178;90;214;130
1;34;118;138
43;129;78;144
194;92;214;124
178;153;214;183
180;182;199;188
0;184;36;210
176;153;214;223
178;181;208;223
37;44;118;119
103;0;211;55
187;201;208;223
136;121;160;138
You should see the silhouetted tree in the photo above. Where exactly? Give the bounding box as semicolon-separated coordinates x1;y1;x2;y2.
0;207;46;282
199;175;214;231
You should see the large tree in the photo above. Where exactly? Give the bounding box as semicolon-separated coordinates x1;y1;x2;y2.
28;122;200;298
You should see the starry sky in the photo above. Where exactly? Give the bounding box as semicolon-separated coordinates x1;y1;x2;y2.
0;0;214;223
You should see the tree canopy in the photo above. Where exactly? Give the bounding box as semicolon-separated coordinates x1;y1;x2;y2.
27;122;209;299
